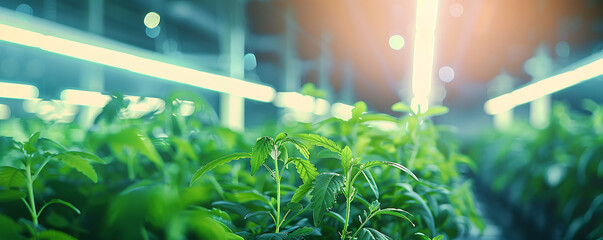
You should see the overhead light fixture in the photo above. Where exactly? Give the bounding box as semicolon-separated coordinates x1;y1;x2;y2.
0;20;275;102
410;0;439;113
0;104;9;119
0;82;39;100
485;52;603;115
331;103;354;120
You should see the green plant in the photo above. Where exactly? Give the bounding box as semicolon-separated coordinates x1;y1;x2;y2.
0;132;105;238
296;133;418;239
190;132;314;233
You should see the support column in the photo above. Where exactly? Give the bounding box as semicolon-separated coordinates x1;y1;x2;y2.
79;0;104;128
220;0;245;132
489;71;515;130
526;44;553;129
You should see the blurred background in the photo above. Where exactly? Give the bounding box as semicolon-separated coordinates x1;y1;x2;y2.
0;0;602;239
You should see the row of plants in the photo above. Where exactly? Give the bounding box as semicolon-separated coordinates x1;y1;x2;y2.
469;100;603;240
0;91;483;239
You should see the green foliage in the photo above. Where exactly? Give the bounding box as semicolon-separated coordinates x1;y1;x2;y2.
251;136;274;175
190;152;251;186
309;173;344;226
0;166;26;188
289;158;318;184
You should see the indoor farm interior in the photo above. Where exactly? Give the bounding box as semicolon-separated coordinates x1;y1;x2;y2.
0;0;601;240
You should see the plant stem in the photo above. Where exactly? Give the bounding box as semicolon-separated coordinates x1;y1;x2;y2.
341;195;352;240
25;160;38;227
349;213;374;239
281;203;310;227
274;156;281;233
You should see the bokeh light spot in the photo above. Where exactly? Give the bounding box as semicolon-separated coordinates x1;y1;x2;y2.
144;12;161;29
439;66;455;83
449;3;464;18
145;26;161;38
244;53;257;71
389;35;405;50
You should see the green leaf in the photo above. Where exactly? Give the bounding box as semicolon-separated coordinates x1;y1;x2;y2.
287;202;303;212
38;199;81;217
352;101;368;121
278;145;289;163
282;138;310;159
0;190;25;202
295;134;341;154
286;227;313;240
28;132;41;146
399;186;436;236
275;133;288;142
251;137;274;175
190;152;250;186
326;211;346;224
291;182;312;203
391;102;413;113
37;138;68;153
383;161;418;181
369;200;380;212
109;128;163;168
341;146;353;173
54;151;101;183
432;236;444;240
358;228;392;240
61;151;105;163
232;191;271;205
309;172;344;226
413;232;431;240
363;170;379;199
290;158;318;184
373;208;414;226
360;113;398;123
37;229;77;240
0;166;26;188
244;211;271;220
317;149;340;159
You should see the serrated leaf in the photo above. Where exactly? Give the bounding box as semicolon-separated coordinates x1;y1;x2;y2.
291;182;312;203
0;190;25;202
286;227;313;240
54;152;101;183
309;173;344;226
361;161;385;170
0;166;26;188
295;134;341;154
373;208;414;226
317;149;340;159
383;161;418;181
290;158;318;184
37;229;77;240
190;152;250;186
251;137;274;175
341;146;353;173
282;138;310;159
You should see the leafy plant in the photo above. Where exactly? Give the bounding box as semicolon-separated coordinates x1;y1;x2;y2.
0;132;105;238
191;132;315;233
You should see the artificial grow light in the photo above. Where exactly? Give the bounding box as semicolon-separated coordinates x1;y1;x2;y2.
485;52;603;115
0;22;275;102
410;0;439;113
0;82;39;100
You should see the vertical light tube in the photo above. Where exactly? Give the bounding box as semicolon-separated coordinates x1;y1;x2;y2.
220;0;245;132
411;0;439;113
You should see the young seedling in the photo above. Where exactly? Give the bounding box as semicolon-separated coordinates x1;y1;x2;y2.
0;132;105;237
190;132;316;233
295;133;418;240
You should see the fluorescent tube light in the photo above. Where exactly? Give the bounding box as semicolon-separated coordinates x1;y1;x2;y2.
0;82;39;99
0;21;275;102
410;0;439;113
485;53;603;115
